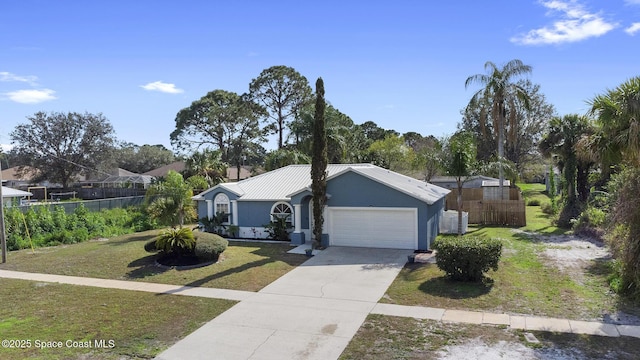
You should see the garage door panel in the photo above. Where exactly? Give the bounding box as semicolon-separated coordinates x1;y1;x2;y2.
328;207;417;249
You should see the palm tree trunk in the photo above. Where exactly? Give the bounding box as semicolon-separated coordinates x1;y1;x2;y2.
498;104;505;200
457;178;463;235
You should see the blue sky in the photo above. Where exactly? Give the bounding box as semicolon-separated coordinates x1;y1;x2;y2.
1;0;639;153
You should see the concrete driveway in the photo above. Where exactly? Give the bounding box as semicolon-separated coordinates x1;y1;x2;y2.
156;247;412;360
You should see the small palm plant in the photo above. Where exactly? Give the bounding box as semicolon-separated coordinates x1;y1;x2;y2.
155;227;196;257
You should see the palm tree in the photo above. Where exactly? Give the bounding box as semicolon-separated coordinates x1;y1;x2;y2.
539;114;592;228
465;59;532;198
588;76;640;170
146;170;195;227
185;149;227;186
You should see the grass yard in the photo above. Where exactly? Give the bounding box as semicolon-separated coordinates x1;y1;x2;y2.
340;315;640;360
0;278;235;360
382;183;639;321
0;229;307;292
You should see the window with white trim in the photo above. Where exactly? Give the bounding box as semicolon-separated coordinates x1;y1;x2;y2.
270;202;293;224
214;193;230;223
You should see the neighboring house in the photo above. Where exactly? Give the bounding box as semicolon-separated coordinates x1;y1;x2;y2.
79;168;153;189
144;161;255;182
1;166;41;188
193;164;450;250
226;166;254;182
1;186;33;206
143;161;186;178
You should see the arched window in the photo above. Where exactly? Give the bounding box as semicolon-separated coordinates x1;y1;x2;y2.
270;202;293;223
214;193;230;223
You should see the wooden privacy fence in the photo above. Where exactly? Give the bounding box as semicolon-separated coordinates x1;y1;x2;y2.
445;188;526;227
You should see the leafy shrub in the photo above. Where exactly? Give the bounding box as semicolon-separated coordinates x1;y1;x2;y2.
155;227;196;256
4;204;161;251
194;232;228;262
527;199;541;206
264;217;291;241
541;201;556;215
573;206;607;236
434;236;502;282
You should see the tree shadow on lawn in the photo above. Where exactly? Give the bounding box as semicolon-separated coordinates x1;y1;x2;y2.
409;261;494;299
125;241;305;285
125;254;170;278
419;276;494;299
404;262;494;299
180;243;306;288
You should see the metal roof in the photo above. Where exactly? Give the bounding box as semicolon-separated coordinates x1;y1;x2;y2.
194;164;449;205
343;166;450;205
2;186;33;198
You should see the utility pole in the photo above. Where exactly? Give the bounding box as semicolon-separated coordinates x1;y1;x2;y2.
0;167;6;263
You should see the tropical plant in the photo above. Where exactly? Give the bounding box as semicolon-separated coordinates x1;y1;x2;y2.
155;227;196;256
584;76;640;181
290;104;354;163
539;114;593;228
199;212;229;235
146;170;195;227
264;217;291;241
465;59;533;198
185;149;227;187
263;148;310;171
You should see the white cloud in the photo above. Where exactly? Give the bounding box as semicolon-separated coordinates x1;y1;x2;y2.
140;81;184;94
511;1;617;45
5;89;57;104
0;71;38;86
625;22;640;35
1;144;13;153
625;0;640;5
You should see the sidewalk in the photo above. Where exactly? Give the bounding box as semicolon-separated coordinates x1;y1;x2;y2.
371;303;640;338
0;269;254;301
2;260;640;359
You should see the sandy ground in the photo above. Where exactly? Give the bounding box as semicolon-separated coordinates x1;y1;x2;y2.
436;338;617;360
434;232;639;359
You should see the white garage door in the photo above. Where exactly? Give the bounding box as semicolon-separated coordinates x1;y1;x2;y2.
328;207;417;249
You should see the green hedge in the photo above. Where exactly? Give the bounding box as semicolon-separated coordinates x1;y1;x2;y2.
434;236;502;282
194;231;228;262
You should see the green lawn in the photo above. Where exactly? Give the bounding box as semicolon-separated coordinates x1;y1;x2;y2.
382;183;638;321
0;229;307;292
0;227;306;359
0;278;234;360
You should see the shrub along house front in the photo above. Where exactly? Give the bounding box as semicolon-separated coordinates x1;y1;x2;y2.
192;164;450;251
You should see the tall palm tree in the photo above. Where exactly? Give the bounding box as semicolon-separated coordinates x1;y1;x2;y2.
539;114;592;227
465;59;532;198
